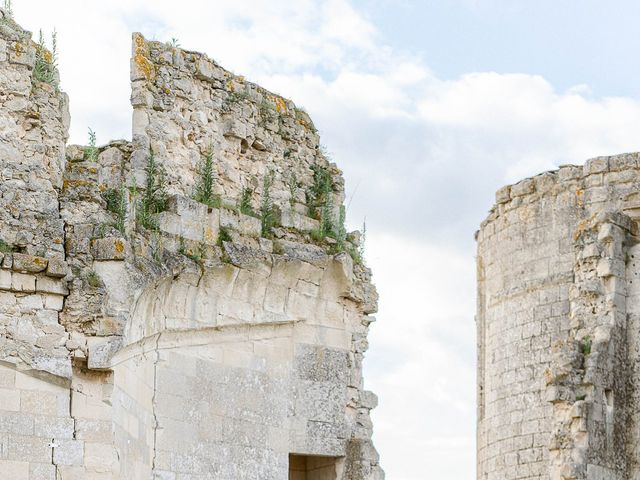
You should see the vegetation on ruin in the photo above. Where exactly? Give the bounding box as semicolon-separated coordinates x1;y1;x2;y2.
84;128;99;161
0;239;16;253
86;270;101;288
193;146;221;209
217;226;232;247
581;336;592;356
260;170;275;238
33;29;58;87
102;186;127;235
287;172;298;207
238;183;256;217
347;220;366;266
136;149;167;230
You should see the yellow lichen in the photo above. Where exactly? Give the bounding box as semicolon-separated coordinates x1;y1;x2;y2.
34;257;47;266
14;41;24;56
114;239;125;254
274;96;287;114
133;34;156;82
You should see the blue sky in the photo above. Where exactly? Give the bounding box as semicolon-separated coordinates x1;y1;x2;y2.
357;0;640;98
13;1;640;479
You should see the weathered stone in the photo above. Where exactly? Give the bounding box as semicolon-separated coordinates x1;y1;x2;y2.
91;237;127;261
45;256;68;278
0;20;383;480
11;254;48;273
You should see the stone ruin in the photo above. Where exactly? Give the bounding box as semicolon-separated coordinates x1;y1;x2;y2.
0;9;383;480
477;147;640;475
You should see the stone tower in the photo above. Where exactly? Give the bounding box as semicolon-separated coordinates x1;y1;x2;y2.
0;9;383;480
476;152;640;479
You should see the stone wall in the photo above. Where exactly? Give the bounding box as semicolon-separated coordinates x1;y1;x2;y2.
477;153;640;479
0;10;383;480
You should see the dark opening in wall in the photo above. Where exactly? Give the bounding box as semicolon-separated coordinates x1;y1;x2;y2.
289;454;339;480
240;138;249;154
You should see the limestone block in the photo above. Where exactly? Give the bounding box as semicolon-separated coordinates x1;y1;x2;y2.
0;460;29;480
279;241;327;264
166;194;207;220
280;209;320;232
264;283;288;314
11;272;36;292
360;390;379;409
75;419;113;443
84;442;118;470
42;294;64;311
0;268;11;289
180;217;205;242
52;439;84;466
222;117;247;139
238;213;262;237
156;211;181;236
45;256;68;278
584;156;609;174
9;41;35;66
4;434;52;463
195;57;225;84
91;237;127;261
29;463;56;480
87;336;123;370
496;186;511;204
510;179;535;197
12;253;48;273
36;276;69;295
203;208;221;245
34;416;75;439
0;387;20;411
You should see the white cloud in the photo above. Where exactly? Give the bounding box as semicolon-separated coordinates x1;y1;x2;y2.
12;1;640;479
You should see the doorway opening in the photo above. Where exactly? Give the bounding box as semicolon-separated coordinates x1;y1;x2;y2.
288;454;340;480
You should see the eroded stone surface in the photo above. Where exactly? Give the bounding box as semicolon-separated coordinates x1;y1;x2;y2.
0;10;382;480
478;153;640;479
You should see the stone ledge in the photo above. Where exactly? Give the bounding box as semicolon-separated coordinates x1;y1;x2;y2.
0;271;68;297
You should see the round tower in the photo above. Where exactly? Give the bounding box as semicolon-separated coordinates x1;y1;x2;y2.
477;153;640;479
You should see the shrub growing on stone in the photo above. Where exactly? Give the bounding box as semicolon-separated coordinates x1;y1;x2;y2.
193;146;221;209
260;170;276;238
33;29;58;87
136;149;167;230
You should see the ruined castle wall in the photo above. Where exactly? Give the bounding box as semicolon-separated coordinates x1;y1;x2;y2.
0;11;383;479
130;33;342;227
0;14;71;378
478;154;640;479
103;254;378;479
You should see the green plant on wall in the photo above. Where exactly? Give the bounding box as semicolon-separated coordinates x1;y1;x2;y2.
85;128;98;161
0;239;15;253
287;172;297;208
86;270;101;288
193;145;221;209
306;164;333;220
217;226;232;247
33;29;58;87
238;183;256;217
347;220;366;265
136;149;167;230
102;185;127;235
260;170;275;238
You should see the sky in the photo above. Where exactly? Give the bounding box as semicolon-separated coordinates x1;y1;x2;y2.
12;1;640;478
